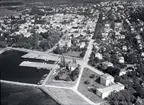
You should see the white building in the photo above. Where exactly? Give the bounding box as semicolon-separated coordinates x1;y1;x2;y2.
96;83;125;99
80;42;86;48
119;57;125;64
95;53;103;60
122;46;127;51
68;62;78;71
66;40;72;48
115;22;123;32
104;23;111;33
119;70;127;76
100;73;114;86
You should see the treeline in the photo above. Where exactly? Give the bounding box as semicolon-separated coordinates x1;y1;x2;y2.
0;29;63;51
0;1;23;6
130;7;144;22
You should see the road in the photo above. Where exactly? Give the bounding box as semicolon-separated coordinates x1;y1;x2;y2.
1;14;105;105
2;34;104;105
41;37;104;105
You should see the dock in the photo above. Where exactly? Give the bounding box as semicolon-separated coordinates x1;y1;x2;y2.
19;61;58;70
22;53;59;62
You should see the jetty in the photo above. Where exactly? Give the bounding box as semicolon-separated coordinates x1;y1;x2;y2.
19;61;59;70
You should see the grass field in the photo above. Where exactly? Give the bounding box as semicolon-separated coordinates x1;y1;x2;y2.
1;82;59;105
45;87;90;105
78;68;104;103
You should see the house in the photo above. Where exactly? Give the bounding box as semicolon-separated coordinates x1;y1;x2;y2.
95;53;103;60
122;45;127;51
68;61;78;71
141;52;144;57
59;40;67;47
104;23;111;33
100;73;114;86
102;32;108;38
96;83;125;99
115;22;123;32
119;69;127;76
136;97;144;105
80;42;86;48
118;56;124;64
66;40;72;48
101;61;114;70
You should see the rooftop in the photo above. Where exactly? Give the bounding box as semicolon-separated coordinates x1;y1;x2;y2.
97;83;124;93
101;73;114;80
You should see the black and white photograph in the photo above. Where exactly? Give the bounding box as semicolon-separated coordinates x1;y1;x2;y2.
0;0;144;105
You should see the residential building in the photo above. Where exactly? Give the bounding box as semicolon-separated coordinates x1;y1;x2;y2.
80;42;86;48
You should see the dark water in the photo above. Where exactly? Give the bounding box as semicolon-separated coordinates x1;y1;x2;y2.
0;50;49;84
0;50;59;105
1;82;59;105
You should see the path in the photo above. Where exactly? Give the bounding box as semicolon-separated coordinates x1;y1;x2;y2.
0;12;105;105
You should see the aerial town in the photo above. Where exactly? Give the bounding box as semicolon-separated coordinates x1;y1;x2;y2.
0;0;144;105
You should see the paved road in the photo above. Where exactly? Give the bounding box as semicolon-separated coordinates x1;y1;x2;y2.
83;39;94;62
1;13;104;105
41;38;104;105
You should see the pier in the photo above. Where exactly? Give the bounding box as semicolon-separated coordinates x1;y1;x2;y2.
19;61;59;70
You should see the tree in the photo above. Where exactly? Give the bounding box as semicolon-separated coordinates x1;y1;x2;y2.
138;88;144;98
89;74;95;79
80;50;85;58
84;80;90;85
106;90;135;105
53;45;63;54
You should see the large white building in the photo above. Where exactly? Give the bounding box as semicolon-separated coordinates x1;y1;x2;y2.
100;73;114;86
96;83;125;99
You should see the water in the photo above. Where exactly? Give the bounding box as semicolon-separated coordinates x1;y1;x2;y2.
0;50;49;84
1;82;59;105
0;50;59;105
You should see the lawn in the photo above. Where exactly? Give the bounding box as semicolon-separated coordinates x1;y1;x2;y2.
45;87;90;105
78;68;104;104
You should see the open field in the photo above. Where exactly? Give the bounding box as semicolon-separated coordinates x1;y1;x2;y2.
1;82;59;105
78;68;104;103
42;87;90;105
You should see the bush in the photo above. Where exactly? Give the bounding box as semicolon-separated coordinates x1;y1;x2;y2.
89;74;95;78
84;80;90;85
